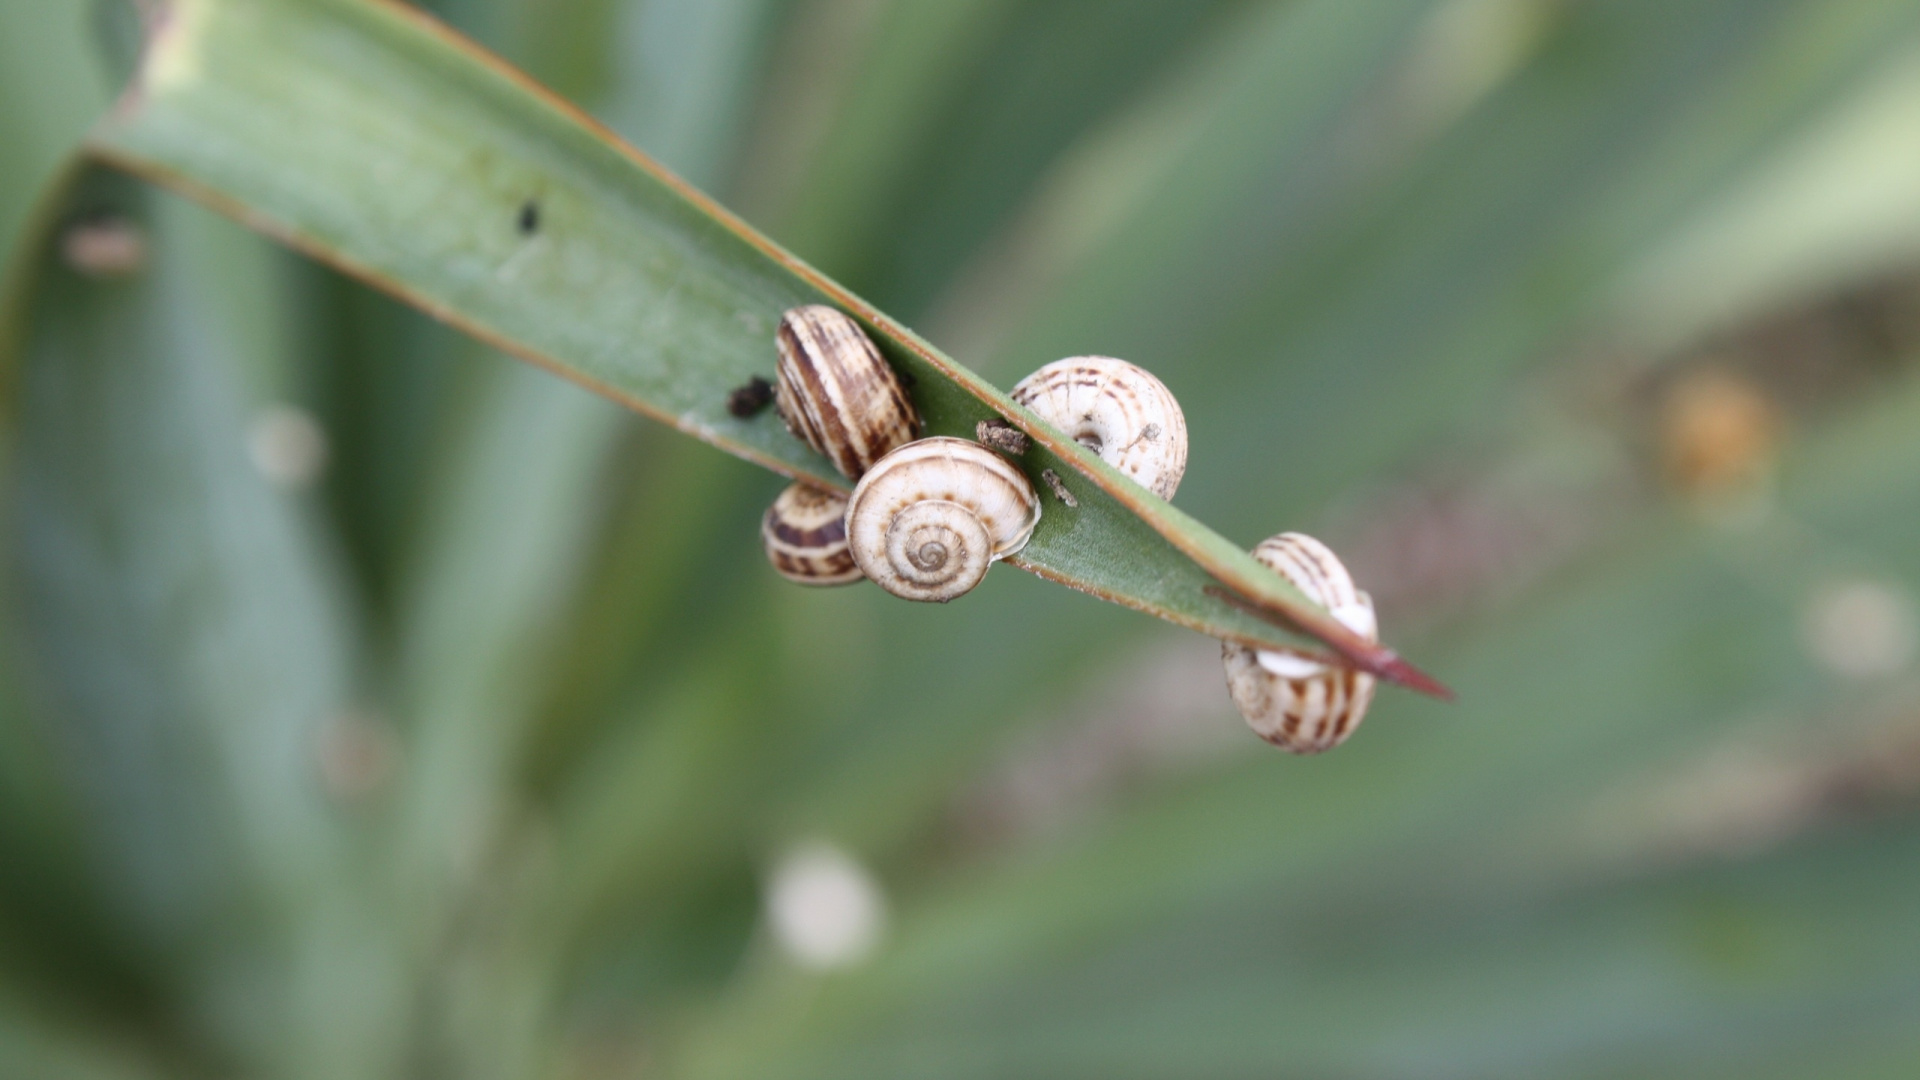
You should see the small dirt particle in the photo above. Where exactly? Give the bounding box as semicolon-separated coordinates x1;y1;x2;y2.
728;376;775;418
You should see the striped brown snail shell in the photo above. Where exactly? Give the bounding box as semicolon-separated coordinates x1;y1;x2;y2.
762;483;863;586
1222;532;1378;754
1010;356;1187;500
775;305;921;480
845;437;1041;602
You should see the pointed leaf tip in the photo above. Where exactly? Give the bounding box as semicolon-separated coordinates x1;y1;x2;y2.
1204;585;1451;701
1369;652;1454;702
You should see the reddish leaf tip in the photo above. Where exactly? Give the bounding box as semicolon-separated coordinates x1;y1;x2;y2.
1368;651;1455;701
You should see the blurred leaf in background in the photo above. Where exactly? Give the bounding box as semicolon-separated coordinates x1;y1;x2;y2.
9;0;1920;1077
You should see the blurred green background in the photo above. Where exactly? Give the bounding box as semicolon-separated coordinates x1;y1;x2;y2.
8;0;1920;1076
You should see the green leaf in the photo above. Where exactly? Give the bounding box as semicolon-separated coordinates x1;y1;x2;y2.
659;365;1920;1080
740;824;1920;1079
389;0;786;956
1;164;408;1076
82;0;1443;694
0;0;110;270
952;0;1920;543
745;0;1258;319
0;982;166;1080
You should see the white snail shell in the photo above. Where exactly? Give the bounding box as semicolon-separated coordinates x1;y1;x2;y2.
845;437;1041;602
775;305;921;480
1222;532;1378;754
761;483;863;586
1010;356;1187;500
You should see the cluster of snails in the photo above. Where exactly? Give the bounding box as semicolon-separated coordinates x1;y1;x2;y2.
747;305;1378;752
757;306;1038;603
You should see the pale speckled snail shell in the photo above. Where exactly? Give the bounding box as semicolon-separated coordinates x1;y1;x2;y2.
1222;532;1378;754
761;483;863;586
845;437;1041;602
775;305;921;480
1010;356;1187;500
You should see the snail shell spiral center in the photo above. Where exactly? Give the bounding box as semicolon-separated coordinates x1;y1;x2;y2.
846;437;1039;602
908;541;946;571
885;500;990;598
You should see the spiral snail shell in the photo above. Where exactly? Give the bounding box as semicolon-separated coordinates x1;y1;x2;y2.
775;305;921;480
1222;532;1378;754
1010;357;1187;500
845;437;1041;602
762;483;863;585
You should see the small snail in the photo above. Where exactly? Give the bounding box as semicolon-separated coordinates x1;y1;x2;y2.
1010;356;1187;500
845;437;1041;602
775;305;921;480
762;483;863;585
1222;532;1378;754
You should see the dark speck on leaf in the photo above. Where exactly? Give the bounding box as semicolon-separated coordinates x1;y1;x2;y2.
727;376;775;418
518;199;540;235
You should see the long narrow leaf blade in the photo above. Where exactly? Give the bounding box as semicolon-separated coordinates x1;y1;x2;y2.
84;0;1443;693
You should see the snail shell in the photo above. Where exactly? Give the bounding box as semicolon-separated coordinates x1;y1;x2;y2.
845;437;1041;602
1222;532;1377;754
1010;356;1187;500
761;483;863;585
775;305;921;480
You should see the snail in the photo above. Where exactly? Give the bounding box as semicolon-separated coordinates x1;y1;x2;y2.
775;305;921;480
845;437;1041;602
762;483;863;586
1221;532;1378;754
1010;356;1187;500
759;306;921;587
